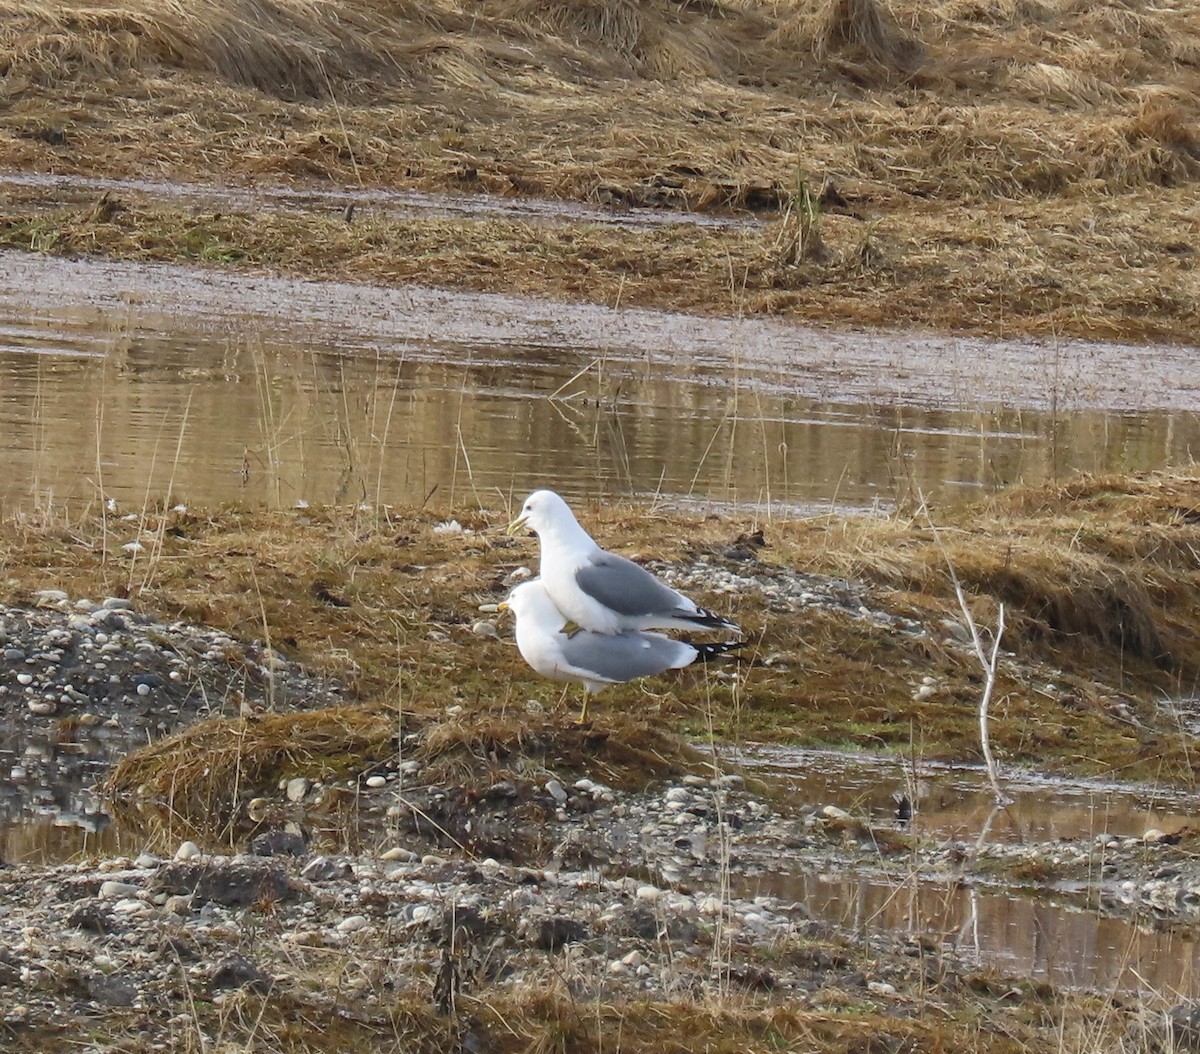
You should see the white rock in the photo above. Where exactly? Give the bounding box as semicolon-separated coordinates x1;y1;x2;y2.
337;915;369;934
621;950;645;967
635;885;661;903
286;777;310;803
175;841;202;861
409;904;436;924
365;775;388;789
99;881;141;900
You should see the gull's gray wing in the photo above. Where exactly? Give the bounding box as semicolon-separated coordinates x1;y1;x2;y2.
574;552;685;618
559;631;693;684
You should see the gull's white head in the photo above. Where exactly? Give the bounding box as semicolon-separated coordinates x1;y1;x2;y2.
498;579;563;629
506;489;576;537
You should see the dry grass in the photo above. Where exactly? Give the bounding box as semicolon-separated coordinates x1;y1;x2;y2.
4;472;1200;809
105;699;697;833
0;0;1198;339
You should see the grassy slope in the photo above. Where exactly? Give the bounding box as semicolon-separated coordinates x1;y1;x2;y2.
0;0;1198;339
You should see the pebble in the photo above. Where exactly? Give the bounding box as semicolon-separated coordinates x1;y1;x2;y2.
365;775;388;789
99;881;141;900
635;885;661;903
286;777;310;803
175;841;202;861
381;847;419;863
337;915;370;934
545;779;568;804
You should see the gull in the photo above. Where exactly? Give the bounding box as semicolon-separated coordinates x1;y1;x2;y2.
498;579;739;722
506;489;740;636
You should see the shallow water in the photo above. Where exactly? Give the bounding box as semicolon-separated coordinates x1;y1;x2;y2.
733;747;1200;998
2;254;1199;516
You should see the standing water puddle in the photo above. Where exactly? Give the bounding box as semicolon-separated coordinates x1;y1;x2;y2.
731;747;1200;997
2;254;1199;515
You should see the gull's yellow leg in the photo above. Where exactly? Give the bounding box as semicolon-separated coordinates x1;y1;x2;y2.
558;620;583;639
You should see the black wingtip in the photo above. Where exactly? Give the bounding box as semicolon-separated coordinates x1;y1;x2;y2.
692;608;742;634
694;640;745;662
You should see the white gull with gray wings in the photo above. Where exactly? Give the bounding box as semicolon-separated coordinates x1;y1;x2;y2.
499;579;739;721
507;489;741;636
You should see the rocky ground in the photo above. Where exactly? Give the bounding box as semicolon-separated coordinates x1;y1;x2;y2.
3;587;1200;1050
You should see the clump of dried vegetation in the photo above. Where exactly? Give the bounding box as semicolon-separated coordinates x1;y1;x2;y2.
1;0;1198;338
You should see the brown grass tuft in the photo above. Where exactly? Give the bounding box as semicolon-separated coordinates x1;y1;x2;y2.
773;0;924;75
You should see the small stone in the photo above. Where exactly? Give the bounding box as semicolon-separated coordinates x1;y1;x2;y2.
545;779;568;804
408;904;436;924
664;787;690;803
134;853;160;869
26;699;55;716
822;805;851;822
136;682;152;697
99;881;141;900
16;673;33;686
621;950;645;967
165;895;194;917
286;777;310;803
381;847;418;863
471;620;498;638
1144;828;1170;843
102;597;135;610
635;885;661;903
608;960;630;976
365;775;388;789
915;684;935;700
175;841;202;861
303;857;353;882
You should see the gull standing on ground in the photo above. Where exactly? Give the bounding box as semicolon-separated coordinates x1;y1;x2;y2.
499;580;740;721
506;490;741;636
